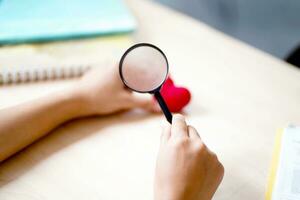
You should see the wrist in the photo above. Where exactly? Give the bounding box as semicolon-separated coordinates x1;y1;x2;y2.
57;87;91;119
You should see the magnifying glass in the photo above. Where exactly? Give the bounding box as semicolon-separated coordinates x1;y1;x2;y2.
119;43;173;123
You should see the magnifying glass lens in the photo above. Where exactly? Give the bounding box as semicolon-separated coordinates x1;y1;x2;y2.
120;45;168;92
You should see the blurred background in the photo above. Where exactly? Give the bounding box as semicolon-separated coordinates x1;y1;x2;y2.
1;0;300;85
154;0;300;65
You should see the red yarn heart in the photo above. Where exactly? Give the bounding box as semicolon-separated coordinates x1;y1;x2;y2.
155;77;191;112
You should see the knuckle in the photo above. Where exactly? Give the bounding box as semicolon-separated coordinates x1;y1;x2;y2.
193;141;207;154
215;161;225;180
173;138;190;149
211;152;218;161
211;154;224;174
218;162;225;174
188;125;197;133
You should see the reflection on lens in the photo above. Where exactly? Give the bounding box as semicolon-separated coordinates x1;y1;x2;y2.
120;44;168;92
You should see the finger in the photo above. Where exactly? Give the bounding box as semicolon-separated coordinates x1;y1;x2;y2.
161;121;171;144
171;114;188;138
111;64;128;86
127;93;158;111
108;61;124;87
188;125;201;139
149;102;161;113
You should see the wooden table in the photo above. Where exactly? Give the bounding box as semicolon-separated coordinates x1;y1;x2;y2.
1;0;300;199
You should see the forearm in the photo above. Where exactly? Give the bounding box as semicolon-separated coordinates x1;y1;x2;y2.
0;64;154;162
0;88;85;162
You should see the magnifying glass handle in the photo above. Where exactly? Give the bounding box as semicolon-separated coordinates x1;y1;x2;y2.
154;92;173;124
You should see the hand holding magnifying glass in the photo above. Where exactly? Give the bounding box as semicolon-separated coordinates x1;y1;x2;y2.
119;43;173;123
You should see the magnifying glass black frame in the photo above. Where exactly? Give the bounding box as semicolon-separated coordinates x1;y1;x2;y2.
119;43;173;123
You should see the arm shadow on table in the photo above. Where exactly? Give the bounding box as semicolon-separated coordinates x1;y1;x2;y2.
0;110;154;187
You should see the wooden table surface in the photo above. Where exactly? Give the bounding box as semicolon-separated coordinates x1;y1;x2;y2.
1;0;300;199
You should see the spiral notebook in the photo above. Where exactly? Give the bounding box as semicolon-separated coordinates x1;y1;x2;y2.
0;35;132;84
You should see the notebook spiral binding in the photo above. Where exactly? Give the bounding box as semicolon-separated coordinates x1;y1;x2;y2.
0;64;91;84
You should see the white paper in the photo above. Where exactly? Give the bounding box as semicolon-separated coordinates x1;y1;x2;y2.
273;125;300;200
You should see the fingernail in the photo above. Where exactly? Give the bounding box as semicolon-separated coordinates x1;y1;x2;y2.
161;119;170;128
173;113;185;120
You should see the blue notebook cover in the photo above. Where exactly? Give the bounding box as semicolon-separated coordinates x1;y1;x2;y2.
0;0;136;44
